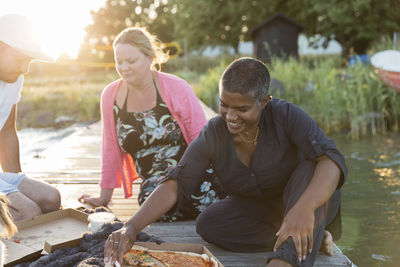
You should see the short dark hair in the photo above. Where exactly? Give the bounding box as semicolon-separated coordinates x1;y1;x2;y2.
220;57;270;105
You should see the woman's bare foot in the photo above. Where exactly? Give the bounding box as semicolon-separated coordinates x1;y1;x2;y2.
320;230;334;256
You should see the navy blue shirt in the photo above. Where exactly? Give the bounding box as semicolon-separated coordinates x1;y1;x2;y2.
167;98;347;208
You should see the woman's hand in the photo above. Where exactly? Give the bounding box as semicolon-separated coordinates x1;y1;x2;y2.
273;205;315;262
78;189;113;207
104;224;137;266
78;194;106;207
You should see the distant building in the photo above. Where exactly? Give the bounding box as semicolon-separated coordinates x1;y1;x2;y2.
298;34;342;55
198;42;253;57
251;13;304;62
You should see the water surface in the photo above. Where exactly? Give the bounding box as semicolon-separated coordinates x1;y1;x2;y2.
18;123;91;167
335;133;400;267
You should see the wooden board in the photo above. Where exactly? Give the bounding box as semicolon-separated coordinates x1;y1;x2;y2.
143;221;356;267
53;182;356;266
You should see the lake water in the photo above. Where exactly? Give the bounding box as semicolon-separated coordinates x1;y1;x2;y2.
18;123;91;167
334;133;400;267
18;128;400;266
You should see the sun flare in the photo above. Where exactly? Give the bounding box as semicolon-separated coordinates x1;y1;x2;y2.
0;0;105;59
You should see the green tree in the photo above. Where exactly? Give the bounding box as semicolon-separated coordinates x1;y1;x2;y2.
78;0;174;62
299;0;400;55
169;0;400;56
168;0;276;53
81;0;400;60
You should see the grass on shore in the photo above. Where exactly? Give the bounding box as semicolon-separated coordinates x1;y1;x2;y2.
18;71;119;129
18;54;400;139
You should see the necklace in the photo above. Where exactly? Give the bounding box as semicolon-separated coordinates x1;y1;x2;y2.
239;126;259;144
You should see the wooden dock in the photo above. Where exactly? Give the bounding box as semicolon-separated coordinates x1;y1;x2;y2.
21;103;356;267
144;221;354;267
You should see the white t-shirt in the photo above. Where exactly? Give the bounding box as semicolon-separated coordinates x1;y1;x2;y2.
0;75;23;131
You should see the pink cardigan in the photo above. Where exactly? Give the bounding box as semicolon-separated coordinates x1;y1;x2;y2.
100;71;207;198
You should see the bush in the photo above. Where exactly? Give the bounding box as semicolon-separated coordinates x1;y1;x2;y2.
268;56;400;138
163;54;236;74
192;55;400;139
192;63;227;111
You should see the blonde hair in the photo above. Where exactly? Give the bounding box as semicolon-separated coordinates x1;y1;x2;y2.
0;194;17;238
113;26;169;70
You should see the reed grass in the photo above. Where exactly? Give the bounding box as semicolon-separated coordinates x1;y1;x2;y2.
194;56;400;139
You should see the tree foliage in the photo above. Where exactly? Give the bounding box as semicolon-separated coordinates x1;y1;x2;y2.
78;0;173;61
168;0;274;53
80;0;400;60
298;0;400;55
169;0;400;55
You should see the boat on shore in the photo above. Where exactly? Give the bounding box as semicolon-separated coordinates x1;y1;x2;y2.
370;49;400;93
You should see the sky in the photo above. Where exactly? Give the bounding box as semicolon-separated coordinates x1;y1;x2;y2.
0;0;106;59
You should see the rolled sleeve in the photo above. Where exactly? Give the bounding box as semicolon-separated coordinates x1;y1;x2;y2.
286;103;347;188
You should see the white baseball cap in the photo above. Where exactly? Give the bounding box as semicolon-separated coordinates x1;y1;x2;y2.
0;13;53;62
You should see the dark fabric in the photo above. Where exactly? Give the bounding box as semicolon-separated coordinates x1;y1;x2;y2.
165;98;346;266
15;222;164;267
167;98;346;222
196;161;341;267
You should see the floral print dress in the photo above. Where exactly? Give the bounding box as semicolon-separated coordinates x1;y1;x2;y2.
114;87;224;221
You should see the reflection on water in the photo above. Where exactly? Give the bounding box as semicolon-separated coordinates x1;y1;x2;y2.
18;123;90;167
335;133;400;267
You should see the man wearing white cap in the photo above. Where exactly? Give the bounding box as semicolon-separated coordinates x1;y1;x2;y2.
0;14;61;221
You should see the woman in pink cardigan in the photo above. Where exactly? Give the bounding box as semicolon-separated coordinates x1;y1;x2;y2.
79;27;224;221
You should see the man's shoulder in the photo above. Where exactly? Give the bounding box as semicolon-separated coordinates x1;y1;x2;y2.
0;75;23;89
0;75;23;100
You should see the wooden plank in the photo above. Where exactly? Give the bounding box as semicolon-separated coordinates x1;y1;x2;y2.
53;183;356;266
142;221;355;267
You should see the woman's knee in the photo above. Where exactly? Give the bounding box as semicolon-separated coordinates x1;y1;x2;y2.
195;205;223;243
195;208;212;240
196;202;236;246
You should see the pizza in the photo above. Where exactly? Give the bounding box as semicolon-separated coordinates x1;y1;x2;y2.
149;250;217;267
122;246;218;267
122;248;164;266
